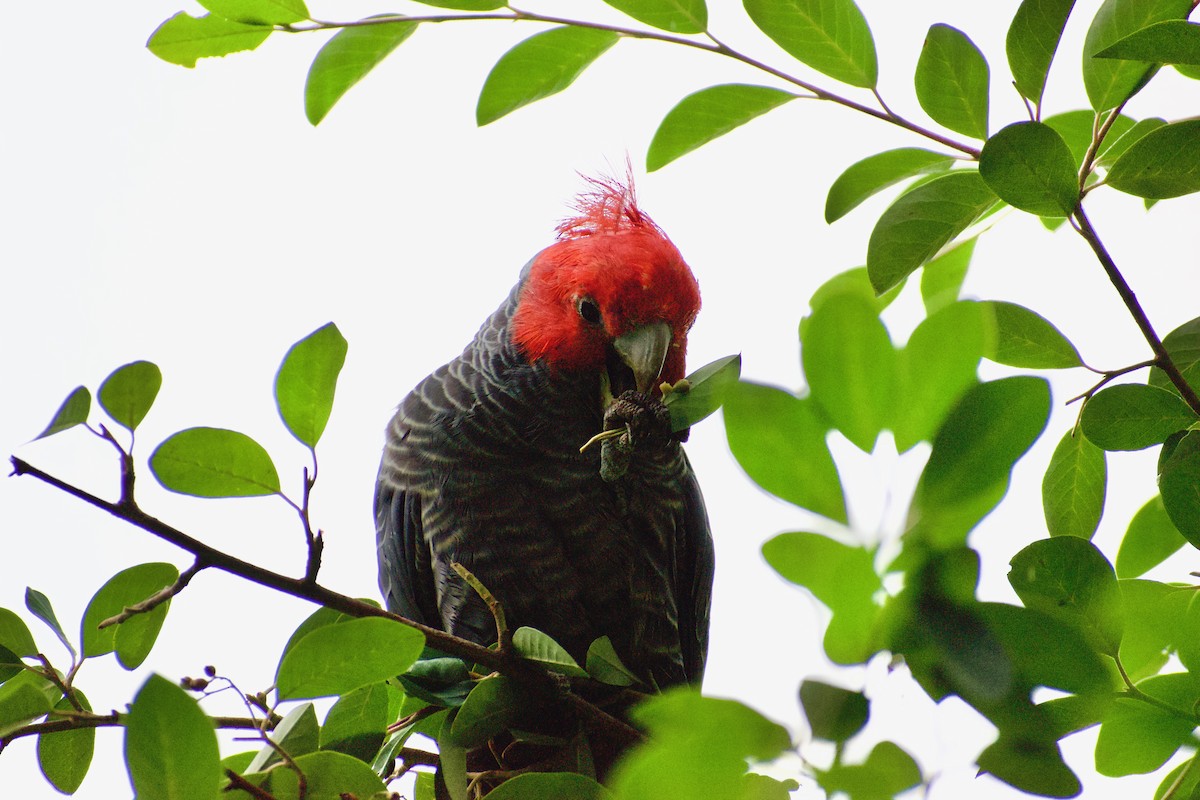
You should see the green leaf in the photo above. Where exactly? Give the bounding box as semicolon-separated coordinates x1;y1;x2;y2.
25;588;74;660
980;601;1112;695
411;0;505;8
150;427;281;497
585;636;640;686
981;300;1083;369
1096;19;1200;64
98;361;162;433
0;670;59;738
1080;383;1196;451
38;691;94;795
919;237;976;314
512;627;588;678
1038;692;1113;740
647;84;796;171
279;605;354;665
1097;116;1167;167
662;353;742;432
437;710;469;799
0;645;23;683
147;12;272;69
1008;536;1123;656
629;689;791;760
482;772;612;800
1082;0;1192;111
276;616;424;699
1149;316;1200;399
81;562;180;670
245;702;319;773
1096;674;1198;776
319;682;388;762
892;300;986;452
603;0;706;34
1159;430;1200;547
1107;119;1200;199
400;657;475;706
1155;758;1200;800
1041;430;1107;539
197;0;308;25
816;741;922;800
976;735;1080;798
125;675;221;800
260;750;387;798
476;27;620;125
801;292;895;452
763;532;882;664
274;322;348;448
913;377;1052;528
866;170;997;294
1118;579;1188;680
723;381;847;522
914;24;990;139
825;148;955;223
1116;495;1186;578
305;18;419;125
447;675;520;747
802;267;903;338
799;679;868;742
1006;0;1078;105
979;122;1079;216
742;0;878;88
35;387;90;440
0;608;39;658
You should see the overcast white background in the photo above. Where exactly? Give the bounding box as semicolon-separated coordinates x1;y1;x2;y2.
2;1;1197;797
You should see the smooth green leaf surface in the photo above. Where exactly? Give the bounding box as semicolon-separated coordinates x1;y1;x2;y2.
24;588;73;659
867;170;997;294
0;671;58;738
81;562;179;669
482;772;611;800
1006;0;1078;105
800;679;868;742
274;322;348;447
585;636;640;686
319;682;388;761
245;703;319;773
0;645;23;683
816;741;922;800
410;0;504;8
512;627;588;678
197;0;308;25
279;605;354;665
0;609;37;658
979;122;1079;216
476;27;619;125
448;675;520;746
825;147;955;223
125;675;221;800
35;387;90;440
151;427;281;497
98;361;161;433
647;84;795;171
919;237;976;314
980;602;1111;695
1107;119;1200;199
38;692;93;794
603;0;706;33
802;267;903;338
743;0;878;88
1009;536;1123;655
1097;116;1167;167
1082;0;1192;111
801;292;895;452
630;690;792;760
276;616;424;699
914;24;990;139
982;300;1083;369
976;735;1080;798
1096;20;1200;64
147;12;272;68
1149;316;1200;398
1041;429;1107;539
306;18;418;125
1116;495;1186;578
1096;675;1198;776
663;353;742;432
724;381;846;522
1158;430;1200;547
261;750;388;799
1080;383;1196;450
1044;109;1132;170
1118;579;1189;680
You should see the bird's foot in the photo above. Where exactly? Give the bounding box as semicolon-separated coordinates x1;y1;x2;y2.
599;390;672;482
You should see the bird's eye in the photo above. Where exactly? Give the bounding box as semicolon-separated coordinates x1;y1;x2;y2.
577;297;602;325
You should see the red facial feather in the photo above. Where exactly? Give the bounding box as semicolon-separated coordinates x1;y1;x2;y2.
511;176;700;385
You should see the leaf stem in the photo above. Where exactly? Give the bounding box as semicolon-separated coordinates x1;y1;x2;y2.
1162;753;1200;800
97;558;205;629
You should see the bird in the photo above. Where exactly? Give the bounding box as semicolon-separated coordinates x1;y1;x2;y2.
375;174;713;690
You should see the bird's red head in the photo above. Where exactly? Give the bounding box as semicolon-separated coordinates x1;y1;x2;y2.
511;176;701;395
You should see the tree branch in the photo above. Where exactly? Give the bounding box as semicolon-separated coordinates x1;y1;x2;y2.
98;557;205;629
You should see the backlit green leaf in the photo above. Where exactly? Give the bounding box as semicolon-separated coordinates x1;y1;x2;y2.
513;627;588;678
1107;119;1200;199
976;735;1080;798
306;17;419;125
260;750;387;798
38;691;94;795
1096;674;1198;776
1116;495;1186;578
816;741;922;800
150;427;281;497
603;0;707;34
1041;429;1107;539
276;616;424;699
1080;383;1196;451
448;675;520;746
914;24;990;139
125;674;221;800
81;562;180;669
743;0;878;88
411;0;504;8
800;679;868;742
585;636;640;687
1148;316;1200;399
647;84;796;171
319;682;388;762
867;170;997;294
1118;579;1189;680
1097;116;1167;167
0;609;37;658
147;12;272;69
1096;19;1200;64
482;772;612;800
825;148;955;223
982;300;1083;369
197;0;308;25
275;322;348;447
663;353;741;432
1082;0;1192;111
979;122;1079;216
98;361;162;433
802;267;903;339
1158;430;1200;547
35;387;90;440
0;671;59;738
919;237;976;314
724;381;846;522
476;27;619;125
245;703;319;773
24;588;73;660
1006;0;1078;106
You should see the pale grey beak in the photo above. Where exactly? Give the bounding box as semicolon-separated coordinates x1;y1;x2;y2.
613;322;672;394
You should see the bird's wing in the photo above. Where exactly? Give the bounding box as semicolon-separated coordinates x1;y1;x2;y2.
374;477;439;630
677;453;715;685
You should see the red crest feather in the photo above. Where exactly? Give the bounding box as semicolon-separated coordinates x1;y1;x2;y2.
554;172;666;241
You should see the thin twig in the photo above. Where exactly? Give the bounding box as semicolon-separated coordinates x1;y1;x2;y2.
224;770;278;800
98;558;206;629
1065;359;1158;406
452;561;511;652
398;746;441;768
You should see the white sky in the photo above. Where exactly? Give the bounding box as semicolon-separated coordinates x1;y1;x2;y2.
2;1;1197;797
